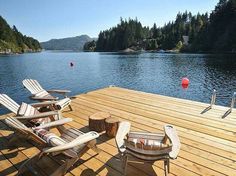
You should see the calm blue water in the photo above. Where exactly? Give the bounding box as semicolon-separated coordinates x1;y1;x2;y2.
0;51;236;114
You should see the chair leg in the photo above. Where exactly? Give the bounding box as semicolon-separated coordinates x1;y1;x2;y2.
164;160;168;176
87;140;101;154
167;159;170;173
69;104;73;111
90;145;102;154
122;155;128;176
51;157;78;176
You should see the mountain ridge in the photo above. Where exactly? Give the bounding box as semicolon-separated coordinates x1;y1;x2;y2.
41;35;96;51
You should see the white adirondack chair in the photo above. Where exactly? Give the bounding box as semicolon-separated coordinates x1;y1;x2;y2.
22;79;71;100
115;122;181;176
22;79;72;111
5;117;100;176
0;94;68;126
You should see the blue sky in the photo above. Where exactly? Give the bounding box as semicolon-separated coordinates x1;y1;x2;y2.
0;0;219;42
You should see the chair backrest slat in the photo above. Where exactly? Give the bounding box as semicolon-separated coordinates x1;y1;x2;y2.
32;79;44;92
0;94;20;114
35;90;49;98
18;102;39;116
23;79;44;94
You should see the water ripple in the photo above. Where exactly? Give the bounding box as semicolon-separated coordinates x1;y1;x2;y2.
0;51;236;114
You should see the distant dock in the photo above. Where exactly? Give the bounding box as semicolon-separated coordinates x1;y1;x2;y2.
0;86;236;175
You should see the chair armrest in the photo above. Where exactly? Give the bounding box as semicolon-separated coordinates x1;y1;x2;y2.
32;118;73;129
115;121;131;153
47;89;71;94
42;131;99;154
164;125;181;159
30;101;58;108
30;96;58;101
15;111;59;120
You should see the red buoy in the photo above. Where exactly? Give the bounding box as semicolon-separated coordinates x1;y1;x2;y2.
181;77;189;89
70;62;74;67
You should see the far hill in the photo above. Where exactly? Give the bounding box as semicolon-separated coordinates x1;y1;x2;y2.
41;35;96;51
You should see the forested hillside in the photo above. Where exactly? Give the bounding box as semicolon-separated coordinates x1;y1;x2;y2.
89;0;236;53
191;0;236;52
41;35;95;51
0;16;41;53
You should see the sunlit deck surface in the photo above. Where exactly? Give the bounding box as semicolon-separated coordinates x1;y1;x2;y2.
1;86;236;176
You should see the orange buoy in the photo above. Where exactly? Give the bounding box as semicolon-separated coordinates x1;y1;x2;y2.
181;77;189;89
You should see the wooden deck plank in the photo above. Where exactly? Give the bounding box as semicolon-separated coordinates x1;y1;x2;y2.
78;92;235;147
75;94;236;145
67;99;235;176
85;91;236;132
67;102;236;170
103;87;236;122
0;152;18;176
0;86;235;176
108;87;235;113
71;97;236;160
92;88;236;122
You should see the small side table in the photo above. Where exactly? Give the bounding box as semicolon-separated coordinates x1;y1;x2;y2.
89;112;110;132
105;117;119;137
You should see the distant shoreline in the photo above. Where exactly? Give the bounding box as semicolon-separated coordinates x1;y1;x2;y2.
33;49;236;55
0;50;42;56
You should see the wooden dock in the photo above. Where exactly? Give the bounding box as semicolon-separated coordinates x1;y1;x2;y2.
0;86;236;176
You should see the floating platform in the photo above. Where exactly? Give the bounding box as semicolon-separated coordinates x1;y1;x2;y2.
0;86;236;176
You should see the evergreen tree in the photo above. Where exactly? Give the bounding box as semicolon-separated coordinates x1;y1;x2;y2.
0;15;41;53
92;0;236;53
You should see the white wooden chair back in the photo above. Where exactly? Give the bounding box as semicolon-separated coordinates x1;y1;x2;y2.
164;125;181;159
23;79;44;95
116;122;181;159
0;94;20;114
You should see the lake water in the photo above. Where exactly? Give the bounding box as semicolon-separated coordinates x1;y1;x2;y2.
0;51;236;114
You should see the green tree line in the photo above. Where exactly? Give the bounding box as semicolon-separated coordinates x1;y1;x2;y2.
84;0;236;53
191;0;236;52
0;16;41;53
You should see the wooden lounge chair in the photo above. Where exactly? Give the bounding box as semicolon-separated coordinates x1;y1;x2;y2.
22;79;71;101
0;93;67;126
5;116;100;176
115;122;181;176
22;79;72;111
